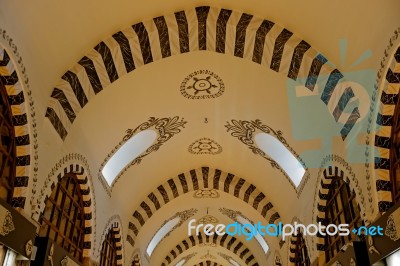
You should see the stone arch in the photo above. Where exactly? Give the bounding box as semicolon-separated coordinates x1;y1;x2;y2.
374;44;400;212
161;233;258;266
0;29;40;212
127;167;280;248
33;153;96;258
97;215;124;265
313;164;365;252
0;45;33;208
46;6;359;141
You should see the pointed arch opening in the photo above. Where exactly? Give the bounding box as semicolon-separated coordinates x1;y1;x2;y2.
0;82;16;204
0;46;32;209
38;173;86;262
99;224;122;266
323;177;362;263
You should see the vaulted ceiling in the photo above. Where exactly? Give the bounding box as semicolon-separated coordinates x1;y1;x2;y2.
0;0;399;265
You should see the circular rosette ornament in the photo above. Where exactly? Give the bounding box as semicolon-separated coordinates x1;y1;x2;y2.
181;70;224;99
188;138;222;155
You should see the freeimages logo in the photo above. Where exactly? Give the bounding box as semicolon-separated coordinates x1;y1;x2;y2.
188;219;383;241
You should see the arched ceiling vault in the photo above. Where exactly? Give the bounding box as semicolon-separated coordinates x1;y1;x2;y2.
44;5;354;140
160;233;258;266
126;167;280;247
68;48;311;231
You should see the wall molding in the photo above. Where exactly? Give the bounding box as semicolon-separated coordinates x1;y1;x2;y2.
0;32;39;210
372;35;400;212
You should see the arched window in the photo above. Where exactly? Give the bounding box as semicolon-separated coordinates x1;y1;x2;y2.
38;173;85;262
100;226;119;266
390;97;400;204
324;178;362;262
292;232;310;266
0;82;16;203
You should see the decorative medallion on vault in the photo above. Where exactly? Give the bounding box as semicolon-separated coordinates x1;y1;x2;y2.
199;215;219;224
193;189;220;199
180;70;224;99
188;138;222;155
219;207;240;220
